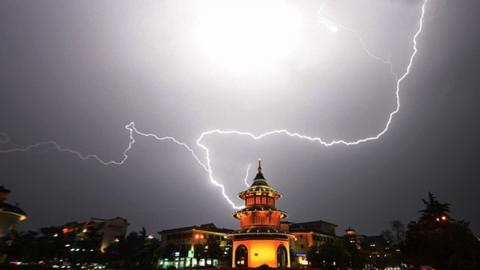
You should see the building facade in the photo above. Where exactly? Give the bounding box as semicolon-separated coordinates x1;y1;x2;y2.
286;220;338;266
59;217;129;253
229;161;294;268
157;223;233;269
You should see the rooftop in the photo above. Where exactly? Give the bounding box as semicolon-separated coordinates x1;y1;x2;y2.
288;220;338;236
159;223;234;235
0;202;27;217
251;159;269;187
0;186;11;193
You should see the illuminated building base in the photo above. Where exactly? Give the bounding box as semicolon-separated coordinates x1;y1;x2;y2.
232;238;290;268
158;258;219;269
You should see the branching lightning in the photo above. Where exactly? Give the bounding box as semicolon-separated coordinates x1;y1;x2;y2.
243;164;252;188
0;0;429;210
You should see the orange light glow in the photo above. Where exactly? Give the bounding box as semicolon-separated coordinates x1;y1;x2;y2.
233;239;290;268
346;228;356;235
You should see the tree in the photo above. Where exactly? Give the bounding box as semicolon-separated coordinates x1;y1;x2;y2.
419;192;451;223
205;237;225;264
307;242;350;270
404;192;480;270
106;228;160;269
381;230;393;244
154;243;177;261
7;230;40;262
389;220;405;245
379;220;405;267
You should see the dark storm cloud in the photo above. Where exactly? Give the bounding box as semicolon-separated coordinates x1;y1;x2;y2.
0;0;479;236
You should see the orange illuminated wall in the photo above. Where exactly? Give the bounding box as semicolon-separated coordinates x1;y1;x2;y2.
233;239;291;268
238;211;283;229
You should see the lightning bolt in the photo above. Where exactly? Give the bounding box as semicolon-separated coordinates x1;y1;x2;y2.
0;123;135;165
317;5;396;74
0;0;429;210
243;164;252;188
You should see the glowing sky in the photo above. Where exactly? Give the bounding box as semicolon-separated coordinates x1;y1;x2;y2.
1;0;479;235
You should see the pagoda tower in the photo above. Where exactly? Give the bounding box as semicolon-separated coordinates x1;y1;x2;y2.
229;160;293;268
0;186;27;238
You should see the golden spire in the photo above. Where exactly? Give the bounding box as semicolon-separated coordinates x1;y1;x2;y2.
254;158;265;180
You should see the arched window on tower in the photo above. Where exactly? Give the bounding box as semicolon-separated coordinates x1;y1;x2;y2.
235;245;248;267
277;244;288;268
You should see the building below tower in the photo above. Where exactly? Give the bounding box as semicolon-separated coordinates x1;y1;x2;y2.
285;220;338;266
157;223;233;269
55;216;129;253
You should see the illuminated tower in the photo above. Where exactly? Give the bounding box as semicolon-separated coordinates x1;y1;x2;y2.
229;160;293;268
0;186;27;263
0;186;27;238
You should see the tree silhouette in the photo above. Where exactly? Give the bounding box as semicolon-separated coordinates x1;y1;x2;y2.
390;220;405;244
307;242;350;269
404;192;480;270
105;228;159;269
419;192;451;223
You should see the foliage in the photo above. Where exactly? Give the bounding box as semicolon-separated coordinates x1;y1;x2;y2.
404;192;480;270
343;240;367;269
307;241;350;269
419;192;451;223
190;236;230;266
6;224;160;269
8;224;104;264
105;227;160;268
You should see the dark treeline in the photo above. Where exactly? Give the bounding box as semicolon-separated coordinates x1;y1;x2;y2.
306;192;480;270
2;192;480;269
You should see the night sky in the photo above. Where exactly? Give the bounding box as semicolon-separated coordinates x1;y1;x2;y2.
1;0;479;236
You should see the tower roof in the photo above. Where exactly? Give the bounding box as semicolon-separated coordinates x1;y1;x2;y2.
0;186;11;193
239;159;282;199
251;159;269;187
